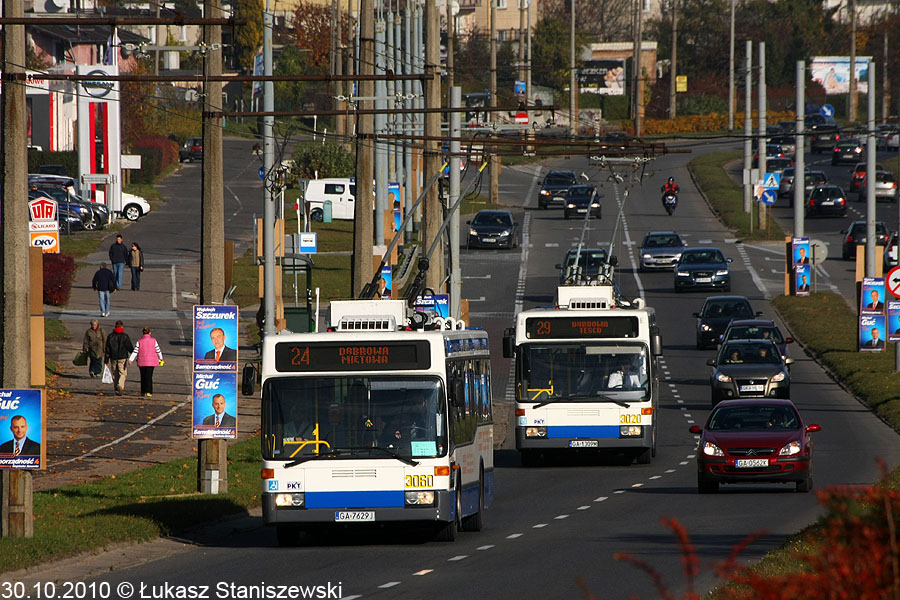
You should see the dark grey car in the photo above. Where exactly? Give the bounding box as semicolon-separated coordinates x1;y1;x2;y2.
674;248;733;292
538;170;577;209
708;339;792;406
467;209;519;249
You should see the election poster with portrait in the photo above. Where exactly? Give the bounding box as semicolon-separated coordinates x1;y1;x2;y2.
792;237;811;265
860;277;887;316
193;305;239;372
794;265;811;297
0;389;45;469
860;314;887;352
414;294;450;319
192;372;238;439
888;302;900;343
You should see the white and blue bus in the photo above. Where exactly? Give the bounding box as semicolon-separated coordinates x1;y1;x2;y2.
503;285;663;466
259;300;493;545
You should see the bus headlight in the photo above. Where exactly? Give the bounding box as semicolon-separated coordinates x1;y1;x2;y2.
620;426;642;437
405;491;435;506
525;426;547;437
274;493;304;507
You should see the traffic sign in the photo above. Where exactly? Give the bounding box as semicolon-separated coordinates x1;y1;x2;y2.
762;172;780;189
258;166;265;180
820;104;834;117
514;112;529;125
761;189;777;205
809;239;828;265
887;266;900;298
299;232;317;254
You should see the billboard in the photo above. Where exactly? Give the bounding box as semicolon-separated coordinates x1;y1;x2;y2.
578;60;626;96
192;373;238;439
810;56;871;95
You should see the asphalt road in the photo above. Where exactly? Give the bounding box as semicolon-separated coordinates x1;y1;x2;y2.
55;138;900;599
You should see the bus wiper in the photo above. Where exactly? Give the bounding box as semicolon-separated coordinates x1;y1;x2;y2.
569;393;631;408
368;446;419;466
532;396;572;409
285;446;419;468
285;449;352;468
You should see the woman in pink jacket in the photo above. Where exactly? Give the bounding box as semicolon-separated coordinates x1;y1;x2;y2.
129;327;164;397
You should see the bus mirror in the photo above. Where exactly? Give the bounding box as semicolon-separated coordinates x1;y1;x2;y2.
503;328;516;358
650;326;663;356
241;363;257;396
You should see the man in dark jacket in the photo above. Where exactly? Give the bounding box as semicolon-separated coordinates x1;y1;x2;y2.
105;320;134;395
91;263;116;317
108;234;128;290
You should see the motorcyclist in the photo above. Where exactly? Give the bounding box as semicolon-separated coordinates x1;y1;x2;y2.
661;177;679;195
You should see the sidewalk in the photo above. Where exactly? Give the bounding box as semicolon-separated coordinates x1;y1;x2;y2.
38;231;261;492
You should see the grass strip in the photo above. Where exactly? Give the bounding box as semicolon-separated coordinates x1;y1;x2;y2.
689;151;785;241
0;436;262;575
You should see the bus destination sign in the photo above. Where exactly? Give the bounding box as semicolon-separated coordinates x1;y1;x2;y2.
524;316;638;339
274;341;431;372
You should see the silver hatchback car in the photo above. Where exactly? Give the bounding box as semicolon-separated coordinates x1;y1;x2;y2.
639;231;686;271
856;171;898;203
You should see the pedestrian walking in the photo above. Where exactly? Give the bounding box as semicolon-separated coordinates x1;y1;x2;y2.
127;242;144;291
129;327;163;397
104;320;134;396
91;262;116;317
108;234;128;290
82;319;106;378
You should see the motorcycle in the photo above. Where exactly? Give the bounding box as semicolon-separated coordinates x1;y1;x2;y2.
662;192;678;215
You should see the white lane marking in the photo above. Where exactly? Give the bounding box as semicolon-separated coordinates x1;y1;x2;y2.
649;475;662;480
525;165;542;208
507;533;524;539
687;454;696;458
224;183;244;216
171;265;178;309
698;239;712;244
413;570;433;576
614;490;625;494
680;461;690;465
594;496;608;502
379;582;401;589
344;596;362;600
477;545;495;551
684;414;692;418
736;243;771;299
505;212;532;407
545;242;560;247
578;505;591;510
615;185;646;300
554;514;570;520
687;420;695;424
463;274;492;279
665;469;676;473
631;483;644;488
448;555;468;562
741;242;787;255
533;523;548;528
468;297;487;302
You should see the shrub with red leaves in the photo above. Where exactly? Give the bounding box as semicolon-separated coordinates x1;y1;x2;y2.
43;253;75;306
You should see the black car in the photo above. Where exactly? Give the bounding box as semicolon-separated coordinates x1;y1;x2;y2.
693;295;761;350
538;170;577;209
674;248;733;292
720;319;794;364
831;139;864;165
805;185;847;218
563;185;601;219
179;137;203;163
556;248;609;284
467;209;519;249
809;124;841;154
28;189;86;231
842;220;889;260
708;339;792;405
31;184;109;230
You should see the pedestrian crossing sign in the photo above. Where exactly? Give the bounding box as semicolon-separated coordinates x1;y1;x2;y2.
763;173;780;190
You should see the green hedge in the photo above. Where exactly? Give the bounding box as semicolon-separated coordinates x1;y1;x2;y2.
28;150;79;177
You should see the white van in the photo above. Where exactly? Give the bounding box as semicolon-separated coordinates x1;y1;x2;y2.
304;178;356;221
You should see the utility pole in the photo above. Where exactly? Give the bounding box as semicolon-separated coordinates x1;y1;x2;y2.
728;0;735;131
569;0;576;136
201;0;224;307
849;0;857;122
794;60;805;238
490;0;499;202
743;40;752;215
757;40;767;231
1;0;33;538
865;62;876;275
669;0;677;120
387;10;396;184
352;0;375;297
632;0;643;136
447;0;454;92
518;0;526;89
449;86;462;320
374;16;387;245
334;0;345;142
526;0;532;104
424;0;444;291
883;32;889;122
155;0;161;76
404;0;414;237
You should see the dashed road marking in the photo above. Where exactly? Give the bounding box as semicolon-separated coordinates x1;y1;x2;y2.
507;533;523;539
379;582;401;589
448;555;468;562
477;545;495;551
413;570;433;576
533;523;548;528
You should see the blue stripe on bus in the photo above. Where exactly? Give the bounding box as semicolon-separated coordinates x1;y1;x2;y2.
305;491;405;509
547;425;620;438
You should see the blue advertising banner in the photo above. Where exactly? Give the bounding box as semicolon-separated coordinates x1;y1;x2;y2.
795;265;811;296
193;305;239;372
192;372;238;439
889;301;900;343
861;277;887;316
0;389;45;469
414;294;450;318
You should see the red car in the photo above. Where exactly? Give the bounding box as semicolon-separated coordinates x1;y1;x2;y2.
689;399;820;494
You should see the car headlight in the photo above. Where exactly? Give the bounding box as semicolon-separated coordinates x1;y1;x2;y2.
525;426;547;438
677;271;690;277
700;324;712;331
771;372;787;382
702;442;724;456
715;270;729;276
274;493;304;507
642;253;652;259
469;228;478;236
674;253;683;260
499;230;510;237
716;372;732;383
540;189;550;195
566;203;575;208
779;441;801;456
591;202;600;208
405;491;435;506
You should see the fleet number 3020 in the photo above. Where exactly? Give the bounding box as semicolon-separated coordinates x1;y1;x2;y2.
619;414;641;424
405;474;433;488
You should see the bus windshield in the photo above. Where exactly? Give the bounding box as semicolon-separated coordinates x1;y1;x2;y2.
521;343;649;401
263;376;446;461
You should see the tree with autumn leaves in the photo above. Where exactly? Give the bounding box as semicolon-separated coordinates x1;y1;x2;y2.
291;0;352;72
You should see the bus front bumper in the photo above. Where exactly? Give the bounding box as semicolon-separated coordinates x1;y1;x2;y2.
262;489;455;525
515;425;652;450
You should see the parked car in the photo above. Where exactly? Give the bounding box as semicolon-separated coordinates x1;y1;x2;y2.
31;183;109;230
178;137;203;163
849;162;884;193
857;171;899;203
538;170;578;209
674;248;733;293
556;248;609;284
720;319;794;364
467;209;519;249
28;189;86;231
708;339;793;405
690;399;820;493
831;139;864;165
842;220;889;260
693;295;761;350
121;192;152;222
805;185;847;218
639;231;685;271
809;124;841;153
563;185;601;219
